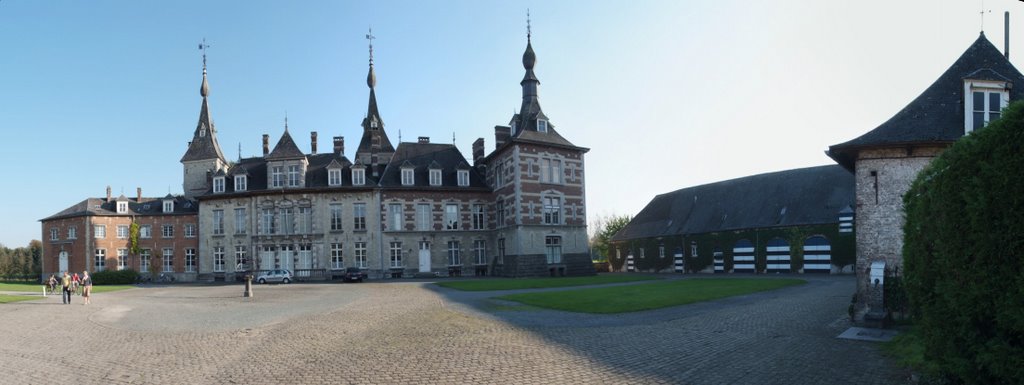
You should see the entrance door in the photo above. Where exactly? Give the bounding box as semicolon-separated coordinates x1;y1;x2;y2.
418;241;431;273
59;251;68;272
279;245;294;271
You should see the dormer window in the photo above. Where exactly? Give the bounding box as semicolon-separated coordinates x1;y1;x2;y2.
352;167;366;186
117;202;128;214
429;169;442;186
964;79;1009;133
328;168;342;186
537;119;548;133
213;176;225;193
271;166;284;188
511;121;518;136
402;168;415;186
234;175;247;192
287;165;302;187
457;170;469;187
163;200;174;213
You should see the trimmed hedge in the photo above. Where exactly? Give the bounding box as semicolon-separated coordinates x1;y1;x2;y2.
91;269;139;285
903;100;1024;384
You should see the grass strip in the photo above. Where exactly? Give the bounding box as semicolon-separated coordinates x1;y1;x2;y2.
0;294;38;304
436;275;660;291
496;278;805;314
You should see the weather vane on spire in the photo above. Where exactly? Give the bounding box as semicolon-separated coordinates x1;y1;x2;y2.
980;0;991;32
198;38;210;70
527;9;532;40
366;27;375;65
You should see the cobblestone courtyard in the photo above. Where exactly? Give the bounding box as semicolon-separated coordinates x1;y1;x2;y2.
0;275;905;384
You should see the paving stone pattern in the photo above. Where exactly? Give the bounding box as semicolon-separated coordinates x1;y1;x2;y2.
0;276;906;384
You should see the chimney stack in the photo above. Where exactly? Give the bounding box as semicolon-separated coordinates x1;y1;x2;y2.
1006;12;1010;59
494;126;511;149
333;136;345;155
137;187;142;202
262;134;270;156
311;131;318;155
106;186;112;203
418;136;430;144
472;138;485;165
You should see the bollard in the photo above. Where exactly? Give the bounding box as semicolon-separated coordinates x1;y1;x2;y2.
42;286;46;298
243;275;254;298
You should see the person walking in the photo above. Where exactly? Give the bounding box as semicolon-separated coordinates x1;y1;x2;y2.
81;271;93;305
60;271;72;305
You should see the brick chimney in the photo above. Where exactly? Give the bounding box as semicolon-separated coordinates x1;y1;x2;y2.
418;136;430;144
311;131;318;155
106;186;112;203
136;187;142;202
472;138;485;165
333;136;345;155
262;134;270;156
494;126;511;149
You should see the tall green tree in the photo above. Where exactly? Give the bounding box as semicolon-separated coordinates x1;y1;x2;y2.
590;214;632;262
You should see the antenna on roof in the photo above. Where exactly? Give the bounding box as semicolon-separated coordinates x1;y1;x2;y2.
980;0;991;33
284;112;289;132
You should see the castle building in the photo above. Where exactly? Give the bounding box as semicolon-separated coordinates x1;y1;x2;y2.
38;28;592;281
826;32;1024;316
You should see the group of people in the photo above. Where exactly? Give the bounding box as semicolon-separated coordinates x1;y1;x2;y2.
45;271;92;305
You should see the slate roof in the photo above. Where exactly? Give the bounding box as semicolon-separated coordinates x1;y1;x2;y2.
611;165;854;242
379;142;488;189
41;196;199;221
828;33;1024;170
181;71;227;163
265;129;306;160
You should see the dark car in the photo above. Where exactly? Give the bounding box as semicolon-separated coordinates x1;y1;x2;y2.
342;267;366;283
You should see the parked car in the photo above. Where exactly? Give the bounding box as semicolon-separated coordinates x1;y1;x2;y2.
256;269;292;284
342;267;366;283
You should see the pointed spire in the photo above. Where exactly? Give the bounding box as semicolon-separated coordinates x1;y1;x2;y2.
514;11;547;136
182;39;226;163
356;28;395;164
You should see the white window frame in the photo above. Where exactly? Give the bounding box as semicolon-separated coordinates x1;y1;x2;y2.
355;242;367;268
94;248;106;271
94;225;106;239
117;248;128;271
260;208;274;235
964;80;1010;133
545;236;562;264
213;247;225;272
474;240;486;265
67;226;76;240
299;207;312;234
401;168;415;186
537;119;548;133
185;224;196;238
234;208;247;235
185;248;196;273
162;248;174;272
330;204;344;231
389;203;403;231
280;208;294;235
234;246;247;271
390;241;403;268
117;202;128;213
213;210;225;235
445;204;459;230
140;249;151;272
353;203;366;231
543;196;562;225
331;243;344;269
140;224;152;239
352;168;365;186
429;169;442;186
162;224;174;238
234;175;247;192
287;165;301;187
117;225;129;239
50;228;58;241
471;204;485;230
457;170;469;187
416;203;431;231
328;168;342;186
163;200;174;213
213;176;225;193
447;240;461;266
271;166;284;188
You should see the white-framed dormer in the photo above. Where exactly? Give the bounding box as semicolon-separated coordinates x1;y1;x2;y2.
213;176;225;193
162;196;174;213
429;168;442;186
457;169;470;187
116;197;129;214
351;164;366;186
401;164;415;186
964;78;1010;134
234;174;247;192
328;168;342;187
537;119;548;133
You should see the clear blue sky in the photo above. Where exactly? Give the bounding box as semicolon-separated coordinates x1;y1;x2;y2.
1;0;1021;248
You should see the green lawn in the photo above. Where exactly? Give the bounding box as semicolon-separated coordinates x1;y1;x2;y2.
0;281;134;294
0;294;37;304
496;278;806;314
435;275;660;291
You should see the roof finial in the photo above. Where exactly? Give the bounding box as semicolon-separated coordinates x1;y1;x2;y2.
367;27;375;66
980;0;991;33
366;27;377;89
284;112;289;132
527;9;532;41
198;38;211;97
238;142;242;161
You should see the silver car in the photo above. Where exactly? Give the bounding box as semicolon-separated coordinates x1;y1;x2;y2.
255;269;292;284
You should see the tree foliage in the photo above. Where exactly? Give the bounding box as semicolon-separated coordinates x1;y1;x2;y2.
0;240;43;279
903;100;1024;384
590;214;632;266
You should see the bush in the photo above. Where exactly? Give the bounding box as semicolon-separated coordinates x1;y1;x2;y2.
903;100;1024;384
91;269;139;285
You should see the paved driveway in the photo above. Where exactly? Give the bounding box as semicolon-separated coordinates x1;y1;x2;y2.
0;275;905;384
